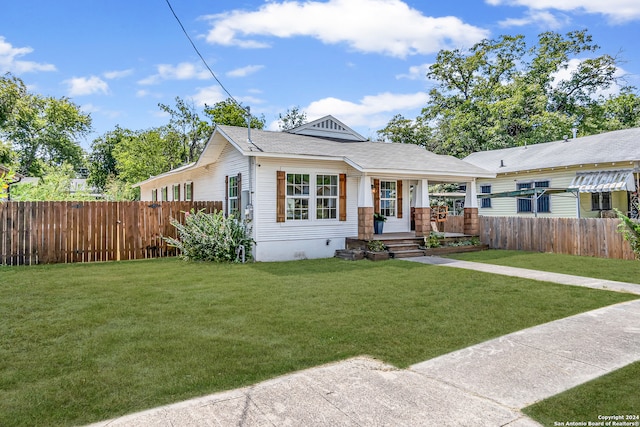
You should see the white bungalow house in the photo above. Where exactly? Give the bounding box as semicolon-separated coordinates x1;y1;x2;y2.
464;127;640;219
135;116;494;261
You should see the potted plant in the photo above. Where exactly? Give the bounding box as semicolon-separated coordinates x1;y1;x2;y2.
373;212;386;234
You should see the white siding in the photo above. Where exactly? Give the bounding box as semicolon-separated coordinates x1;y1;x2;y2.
253;158;358;261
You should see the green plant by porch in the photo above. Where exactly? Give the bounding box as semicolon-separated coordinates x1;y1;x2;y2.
164;209;254;262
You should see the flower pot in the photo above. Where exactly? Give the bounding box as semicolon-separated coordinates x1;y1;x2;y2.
374;220;384;234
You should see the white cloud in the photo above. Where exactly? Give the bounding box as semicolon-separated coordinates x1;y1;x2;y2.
396;63;432;80
138;62;212;85
103;69;134;79
189;85;227;107
488;0;640;23
203;0;489;58
0;36;56;74
267;91;429;131
226;65;264;78
64;76;110;96
498;10;567;29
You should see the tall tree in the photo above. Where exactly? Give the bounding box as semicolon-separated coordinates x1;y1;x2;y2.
278;106;307;130
203;99;265;129
380;30;623;158
87;126;132;190
2;91;91;175
112;127;183;185
0;73;26;128
158;96;211;163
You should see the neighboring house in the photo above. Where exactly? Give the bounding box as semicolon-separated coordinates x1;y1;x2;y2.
464;128;640;219
135;116;494;261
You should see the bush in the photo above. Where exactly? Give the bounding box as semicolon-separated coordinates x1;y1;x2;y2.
424;231;442;248
164;209;254;262
615;208;640;259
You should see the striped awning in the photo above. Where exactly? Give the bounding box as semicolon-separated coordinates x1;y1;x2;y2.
568;170;636;193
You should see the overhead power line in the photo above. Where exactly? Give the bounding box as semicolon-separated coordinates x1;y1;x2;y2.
163;0;241;108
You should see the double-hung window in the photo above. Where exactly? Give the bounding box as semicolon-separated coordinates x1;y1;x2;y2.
161;186;168;202
185;182;193;201
480;184;492;208
316;174;338;219
517;180;550;213
591;192;611;211
151;189;158;202
228;176;239;215
286;174;310;220
379;180;396;217
173;184;180;201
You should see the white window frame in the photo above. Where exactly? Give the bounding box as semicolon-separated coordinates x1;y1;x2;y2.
379;180;396;217
185;182;193;201
172;184;180;201
316;174;338;220
286;173;310;220
228;175;239;215
480;184;492;208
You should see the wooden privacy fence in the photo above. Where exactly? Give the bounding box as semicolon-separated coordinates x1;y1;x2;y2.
478;216;635;260
0;201;222;266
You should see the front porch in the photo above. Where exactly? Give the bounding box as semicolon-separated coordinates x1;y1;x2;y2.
343;230;486;259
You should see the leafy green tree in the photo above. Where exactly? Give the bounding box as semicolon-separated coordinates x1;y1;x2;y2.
0;73;26;128
159;96;211;163
3;92;91;175
204;99;265;129
278;106;307;130
10;163;94;201
380;30;624;157
112;127;183;185
87;126;132;190
378;114;434;148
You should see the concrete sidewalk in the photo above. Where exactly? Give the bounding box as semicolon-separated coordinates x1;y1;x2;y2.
402;255;640;295
88;262;640;427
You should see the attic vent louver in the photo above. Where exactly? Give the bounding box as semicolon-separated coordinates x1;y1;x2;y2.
312;119;345;131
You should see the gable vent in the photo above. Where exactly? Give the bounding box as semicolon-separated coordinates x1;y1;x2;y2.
312;119;345;131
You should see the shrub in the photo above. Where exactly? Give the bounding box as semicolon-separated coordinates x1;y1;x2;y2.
424;231;442;248
367;240;387;252
615;208;640;259
164;209;254;262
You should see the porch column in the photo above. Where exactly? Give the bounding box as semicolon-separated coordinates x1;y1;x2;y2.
464;179;479;235
358;175;374;240
414;179;431;237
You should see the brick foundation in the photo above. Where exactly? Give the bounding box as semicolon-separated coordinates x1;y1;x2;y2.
358;207;374;240
463;208;479;235
413;207;431;237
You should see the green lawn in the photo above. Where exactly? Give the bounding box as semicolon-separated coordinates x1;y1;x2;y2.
447;249;640;284
0;257;637;426
523;361;640;426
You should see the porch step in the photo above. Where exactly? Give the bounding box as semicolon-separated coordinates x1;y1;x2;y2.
390;249;427;259
385;243;422;252
335;249;365;261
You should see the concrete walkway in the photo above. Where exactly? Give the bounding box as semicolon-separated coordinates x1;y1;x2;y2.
88;261;640;427
403;255;640;295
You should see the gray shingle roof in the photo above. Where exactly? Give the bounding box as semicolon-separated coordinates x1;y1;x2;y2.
217;125;494;178
464;127;640;173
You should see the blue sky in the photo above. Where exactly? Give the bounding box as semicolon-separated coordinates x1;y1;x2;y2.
2;0;640;148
